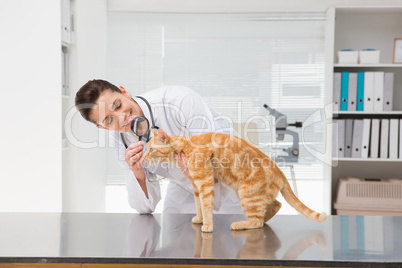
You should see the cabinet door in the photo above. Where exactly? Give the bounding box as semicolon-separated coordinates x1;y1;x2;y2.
61;0;71;44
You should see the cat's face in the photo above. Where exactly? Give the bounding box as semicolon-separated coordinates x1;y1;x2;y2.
143;128;172;164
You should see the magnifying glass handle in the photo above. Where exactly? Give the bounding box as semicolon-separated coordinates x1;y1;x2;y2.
140;138;147;152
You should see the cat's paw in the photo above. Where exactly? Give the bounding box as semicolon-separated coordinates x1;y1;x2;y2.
192;216;203;224
231;221;263;230
230;221;244;230
201;224;213;232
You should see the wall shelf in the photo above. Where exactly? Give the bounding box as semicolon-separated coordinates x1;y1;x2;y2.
334;111;402;115
333;112;402;120
334;64;402;68
333;158;402;162
333;111;402;119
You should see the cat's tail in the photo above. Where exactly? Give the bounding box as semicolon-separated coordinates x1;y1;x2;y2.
280;179;327;222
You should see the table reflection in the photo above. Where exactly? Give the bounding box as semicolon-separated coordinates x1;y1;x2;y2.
2;213;401;265
124;213;327;260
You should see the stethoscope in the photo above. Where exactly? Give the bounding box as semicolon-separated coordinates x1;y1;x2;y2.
120;96;192;189
121;96;182;184
120;95;159;149
120;96;196;188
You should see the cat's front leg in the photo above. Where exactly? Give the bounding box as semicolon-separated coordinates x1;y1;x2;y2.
176;152;203;224
187;156;214;232
191;185;203;224
193;177;215;232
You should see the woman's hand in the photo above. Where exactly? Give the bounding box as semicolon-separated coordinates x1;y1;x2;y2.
125;141;148;198
125;141;146;176
174;151;193;181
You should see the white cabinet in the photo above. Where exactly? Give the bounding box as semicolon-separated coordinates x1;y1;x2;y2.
61;0;73;44
61;0;73;149
331;7;402;213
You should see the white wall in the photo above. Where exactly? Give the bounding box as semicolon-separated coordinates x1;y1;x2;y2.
108;0;329;12
0;0;62;212
62;0;108;212
108;0;402;12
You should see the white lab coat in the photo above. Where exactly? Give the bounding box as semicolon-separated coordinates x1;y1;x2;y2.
110;85;243;214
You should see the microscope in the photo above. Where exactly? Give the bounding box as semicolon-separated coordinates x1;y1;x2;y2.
263;104;302;163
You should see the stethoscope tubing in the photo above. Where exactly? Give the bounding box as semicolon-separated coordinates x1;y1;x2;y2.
121;95;158;149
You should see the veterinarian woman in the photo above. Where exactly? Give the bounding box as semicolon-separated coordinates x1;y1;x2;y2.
75;80;242;214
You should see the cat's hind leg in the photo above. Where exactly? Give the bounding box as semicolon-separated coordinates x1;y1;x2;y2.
231;185;268;230
264;199;282;222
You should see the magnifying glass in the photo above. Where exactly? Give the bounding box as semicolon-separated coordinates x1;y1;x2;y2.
130;116;152;142
120;101;159;150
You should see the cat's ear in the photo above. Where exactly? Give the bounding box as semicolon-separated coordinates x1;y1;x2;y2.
151;128;158;137
158;128;169;144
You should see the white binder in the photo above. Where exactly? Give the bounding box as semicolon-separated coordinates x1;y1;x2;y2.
345;119;354;158
348;73;357;111
373;72;384;111
400;119;402;159
352;119;363;158
383;72;394;111
380;119;389;159
361;119;371;158
339;119;346;158
333;72;341;112
370;119;380;158
333;120;345;158
389;119;399;159
332;120;337;158
364;72;374;112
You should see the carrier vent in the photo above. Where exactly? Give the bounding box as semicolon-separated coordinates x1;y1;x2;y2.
346;182;402;199
335;177;402;215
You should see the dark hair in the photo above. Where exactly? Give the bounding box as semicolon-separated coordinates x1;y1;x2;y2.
75;79;121;124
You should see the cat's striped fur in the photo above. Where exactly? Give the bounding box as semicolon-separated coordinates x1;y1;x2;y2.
144;129;327;232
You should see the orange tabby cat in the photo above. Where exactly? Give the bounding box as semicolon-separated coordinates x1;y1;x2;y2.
144;129;327;232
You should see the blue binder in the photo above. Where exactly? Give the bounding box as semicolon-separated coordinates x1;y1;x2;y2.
356;72;365;111
340;72;349;111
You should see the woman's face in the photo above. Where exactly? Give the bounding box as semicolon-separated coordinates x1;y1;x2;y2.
89;88;143;133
